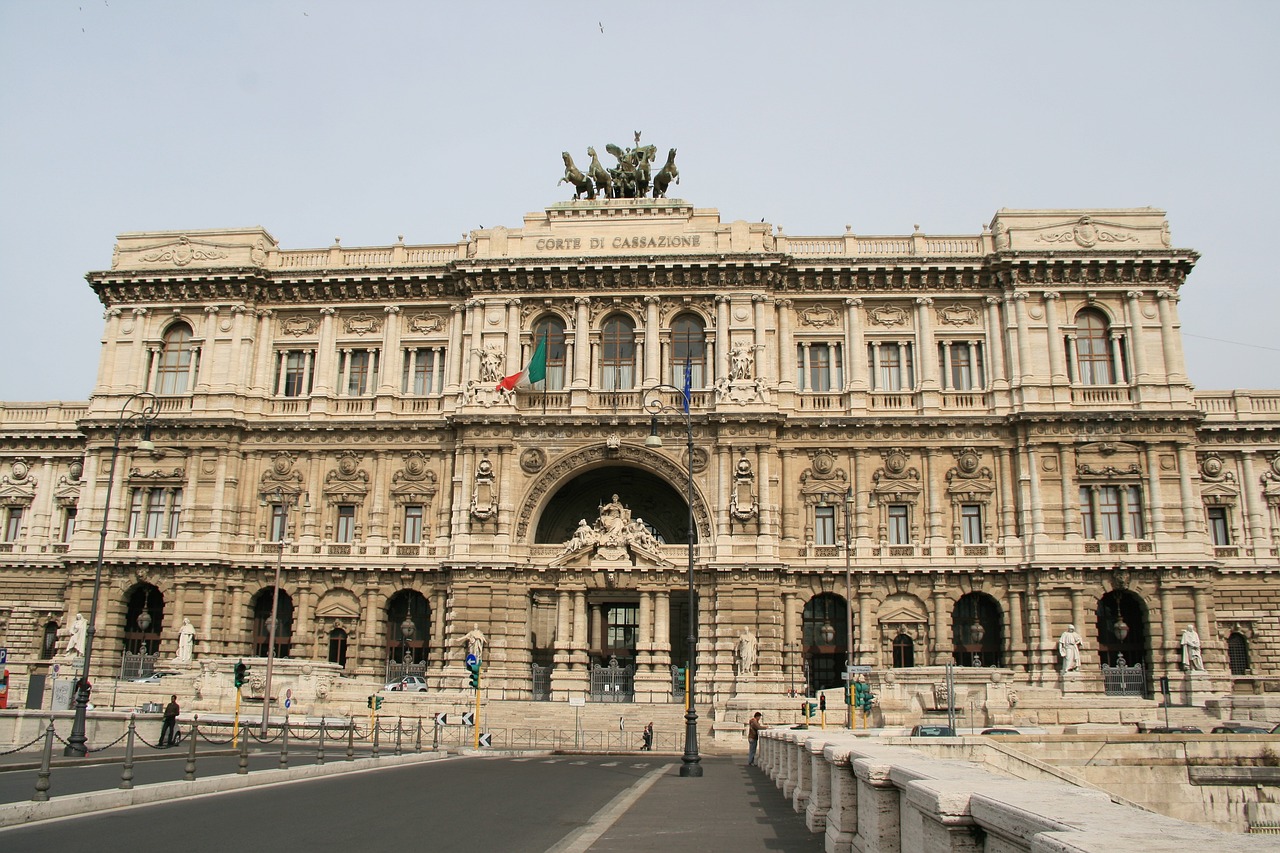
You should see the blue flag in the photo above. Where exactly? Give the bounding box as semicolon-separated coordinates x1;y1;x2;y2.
682;356;692;414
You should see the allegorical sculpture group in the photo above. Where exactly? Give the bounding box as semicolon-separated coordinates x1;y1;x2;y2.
561;132;679;200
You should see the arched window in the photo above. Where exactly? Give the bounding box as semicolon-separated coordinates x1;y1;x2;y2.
670;314;706;388
155;323;194;395
385;590;431;664
533;316;568;391
601;315;636;391
1074;309;1116;386
952;593;1003;667
328;628;348;668
892;633;915;668
1227;631;1249;675
123;584;164;654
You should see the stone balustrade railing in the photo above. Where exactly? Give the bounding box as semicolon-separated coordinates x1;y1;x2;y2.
756;727;1277;853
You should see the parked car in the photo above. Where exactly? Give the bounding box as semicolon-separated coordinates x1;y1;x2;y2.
1211;724;1269;734
130;670;182;683
1145;726;1202;733
980;728;1021;736
1271;723;1280;734
383;675;428;692
910;725;956;737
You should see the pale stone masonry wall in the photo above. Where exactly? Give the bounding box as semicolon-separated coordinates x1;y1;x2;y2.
0;201;1276;719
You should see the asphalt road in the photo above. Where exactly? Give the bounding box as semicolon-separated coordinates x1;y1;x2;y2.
0;755;819;853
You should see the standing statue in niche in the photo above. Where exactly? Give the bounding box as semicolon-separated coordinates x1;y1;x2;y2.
59;613;87;658
1057;624;1084;672
729;341;756;381
175;617;196;663
1180;625;1205;672
736;628;758;676
463;625;487;660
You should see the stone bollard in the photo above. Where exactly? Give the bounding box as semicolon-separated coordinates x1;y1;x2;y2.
415;717;422;753
317;716;326;766
119;714;137;790
237;723;249;775
183;715;199;781
395;716;403;757
346;717;354;762
31;718;55;802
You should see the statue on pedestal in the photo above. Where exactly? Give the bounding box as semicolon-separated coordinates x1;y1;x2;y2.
1057;624;1083;672
59;613;87;659
736;629;758;676
175;618;196;663
1180;625;1204;672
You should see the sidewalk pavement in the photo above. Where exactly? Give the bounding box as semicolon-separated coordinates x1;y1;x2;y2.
590;756;819;853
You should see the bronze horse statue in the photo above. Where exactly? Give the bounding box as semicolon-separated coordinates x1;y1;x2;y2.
652;148;679;198
586;147;613;200
560;152;595;200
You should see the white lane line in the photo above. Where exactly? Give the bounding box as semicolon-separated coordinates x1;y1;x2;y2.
543;763;672;853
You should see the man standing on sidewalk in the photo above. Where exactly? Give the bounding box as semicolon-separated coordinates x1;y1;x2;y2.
160;694;180;747
746;712;764;766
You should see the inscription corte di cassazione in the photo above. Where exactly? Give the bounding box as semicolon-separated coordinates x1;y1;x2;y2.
534;234;702;252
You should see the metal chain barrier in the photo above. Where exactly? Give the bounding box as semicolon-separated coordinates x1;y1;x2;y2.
0;731;48;756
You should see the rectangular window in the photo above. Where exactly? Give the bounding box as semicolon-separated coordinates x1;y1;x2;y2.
961;504;983;544
1080;486;1095;538
403;505;423;544
1207;507;1230;545
1125;485;1144;538
3;507;22;541
270;504;288;542
939;342;984;391
336;504;356;543
144;487;165;538
605;604;639;651
796;343;843;392
815;505;836;545
128;489;144;537
167;489;182;538
871;343;914;391
888;504;910;544
402;348;444;395
277;350;313;397
61;506;77;542
1098;486;1122;539
344;350;376;396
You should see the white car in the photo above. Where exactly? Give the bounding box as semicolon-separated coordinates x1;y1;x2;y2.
383;675;428;692
130;670;182;683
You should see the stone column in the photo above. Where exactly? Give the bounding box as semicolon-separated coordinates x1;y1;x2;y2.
227;304;248;392
1156;290;1187;384
573;297;590;389
1176;443;1202;536
200;584;215;657
643;296;660;387
923;448;943;547
637;591;653;673
312;307;337;397
1144;444;1165;538
1240;451;1267;549
753;295;769;383
776;299;795;391
931;580;951;665
130;308;151;392
1010;293;1030;385
446;304;465;392
1008;589;1025;671
846;298;866;391
1024;443;1044;538
780;449;798;546
715;296;731;384
1044;291;1066;383
654;591;672;670
984;296;1009;390
757;444;774;542
1158;584;1175;671
915;297;937;389
1125;291;1149;381
379;306;402;396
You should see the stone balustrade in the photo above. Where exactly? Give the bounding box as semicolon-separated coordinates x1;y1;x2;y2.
756;727;1278;852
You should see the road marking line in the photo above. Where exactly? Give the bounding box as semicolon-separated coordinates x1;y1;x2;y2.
543;763;672;853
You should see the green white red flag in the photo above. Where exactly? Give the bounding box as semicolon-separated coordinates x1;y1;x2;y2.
496;334;547;391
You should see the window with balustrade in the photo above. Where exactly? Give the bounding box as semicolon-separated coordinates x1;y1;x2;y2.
887;503;911;544
937;341;984;391
814;504;836;545
533;316;569;391
340;349;378;396
402;346;445;395
336;503;357;543
1207;506;1231;546
869;341;914;391
600;315;636;391
1069;308;1125;386
153;322;195;395
403;504;424;544
960;504;984;544
2;506;23;542
797;342;842;392
275;349;315;397
670;314;707;388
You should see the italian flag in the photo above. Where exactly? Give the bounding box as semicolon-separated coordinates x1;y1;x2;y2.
496;334;547;391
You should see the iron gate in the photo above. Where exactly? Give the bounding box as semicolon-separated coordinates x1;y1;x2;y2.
119;652;158;681
531;664;551;701
1101;654;1146;697
590;659;634;702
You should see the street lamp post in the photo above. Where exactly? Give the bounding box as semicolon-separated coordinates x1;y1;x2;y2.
65;392;157;756
260;489;298;736
644;384;702;778
844;487;854;727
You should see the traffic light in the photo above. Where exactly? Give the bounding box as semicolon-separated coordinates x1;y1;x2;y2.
819;694;826;712
854;681;875;712
466;657;481;689
367;695;383;710
233;660;247;689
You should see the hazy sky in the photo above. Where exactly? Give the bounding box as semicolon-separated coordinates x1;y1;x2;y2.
2;1;1276;401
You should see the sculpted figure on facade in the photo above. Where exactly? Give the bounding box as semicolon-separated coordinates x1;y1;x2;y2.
736;628;758;676
59;613;87;658
560;152;595;200
1180;625;1205;672
175;617;196;663
556;494;663;563
652;148;679;199
463;625;487;660
729;341;756;381
1058;625;1084;672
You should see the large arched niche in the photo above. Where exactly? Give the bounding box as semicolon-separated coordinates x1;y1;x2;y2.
522;445;711;545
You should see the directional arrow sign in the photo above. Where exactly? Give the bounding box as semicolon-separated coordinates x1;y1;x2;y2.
434;712;449;726
478;733;491;747
461;711;474;727
465;653;478;668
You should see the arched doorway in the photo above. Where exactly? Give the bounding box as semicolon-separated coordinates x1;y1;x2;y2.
952;593;1003;667
1095;590;1147;667
534;465;691;546
252;588;293;658
385;590;430;664
802;593;849;695
123;584;163;654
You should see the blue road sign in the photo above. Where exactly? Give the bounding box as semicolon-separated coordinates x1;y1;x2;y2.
0;648;7;665
465;653;478;668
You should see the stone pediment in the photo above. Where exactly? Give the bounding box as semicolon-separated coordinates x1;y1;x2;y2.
314;590;360;620
877;596;928;625
1076;441;1142;478
112;227;278;271
990;209;1171;252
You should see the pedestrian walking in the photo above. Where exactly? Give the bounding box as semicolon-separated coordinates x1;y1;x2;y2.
642;721;654;750
747;711;764;766
160;694;180;747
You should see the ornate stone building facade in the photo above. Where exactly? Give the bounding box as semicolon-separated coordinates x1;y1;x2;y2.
1;197;1277;710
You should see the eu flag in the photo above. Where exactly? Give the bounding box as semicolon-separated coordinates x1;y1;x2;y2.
682;356;692;414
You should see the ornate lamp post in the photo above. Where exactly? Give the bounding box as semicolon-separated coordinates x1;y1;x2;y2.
644;384;702;778
65;392;157;756
260;488;299;736
401;615;415;665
